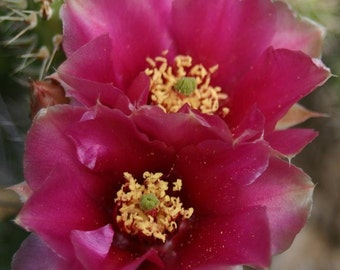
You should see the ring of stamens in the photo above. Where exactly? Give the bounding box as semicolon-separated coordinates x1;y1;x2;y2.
115;172;194;243
145;51;229;116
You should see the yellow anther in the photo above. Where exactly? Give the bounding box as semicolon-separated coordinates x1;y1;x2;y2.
173;179;182;191
115;172;193;242
145;52;229;115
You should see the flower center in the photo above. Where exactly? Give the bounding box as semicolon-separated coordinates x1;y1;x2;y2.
114;171;194;243
145;51;230;116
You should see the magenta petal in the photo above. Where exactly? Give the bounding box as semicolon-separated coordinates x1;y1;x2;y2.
176;207;271;269
24;105;86;190
71;225;113;269
271;1;325;57
103;247;164;270
57;36;131;110
132;106;232;150
59;73;132;113
59;34;114;83
240;157;314;254
125;73;151;107
266;128;318;157
176;140;269;215
61;0;172;89
66;105;174;175
12;233;78;270
172;0;277;88
119;249;164;270
16;162;109;259
231;106;265;142
226;48;330;132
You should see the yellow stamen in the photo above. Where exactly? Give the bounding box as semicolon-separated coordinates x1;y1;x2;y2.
145;52;229;116
115;172;194;243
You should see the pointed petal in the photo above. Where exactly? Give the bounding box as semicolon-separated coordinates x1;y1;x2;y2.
8;181;32;203
275;103;327;130
226;48;330;132
240;157;314;254
266;128;318;158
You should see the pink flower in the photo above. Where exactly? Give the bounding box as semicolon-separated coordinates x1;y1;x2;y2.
56;0;330;159
12;0;331;269
13;104;313;269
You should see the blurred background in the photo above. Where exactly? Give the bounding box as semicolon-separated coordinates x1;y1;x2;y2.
0;1;63;269
272;1;340;269
0;0;339;269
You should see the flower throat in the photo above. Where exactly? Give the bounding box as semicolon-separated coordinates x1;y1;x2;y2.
114;172;193;243
145;51;230;116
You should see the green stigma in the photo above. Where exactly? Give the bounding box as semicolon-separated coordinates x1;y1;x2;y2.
174;77;197;96
140;193;159;211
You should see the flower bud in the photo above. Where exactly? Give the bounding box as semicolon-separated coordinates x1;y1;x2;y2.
29;78;69;119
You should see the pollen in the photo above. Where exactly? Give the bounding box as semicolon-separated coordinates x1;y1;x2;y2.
145;51;229;116
114;171;194;243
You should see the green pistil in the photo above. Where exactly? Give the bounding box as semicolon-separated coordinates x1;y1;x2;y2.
140;193;159;211
174;77;197;96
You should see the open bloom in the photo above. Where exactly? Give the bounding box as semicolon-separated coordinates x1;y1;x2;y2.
11;0;331;269
57;0;330;155
13;103;314;269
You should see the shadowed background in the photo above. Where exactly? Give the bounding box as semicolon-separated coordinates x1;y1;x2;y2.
0;1;63;269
